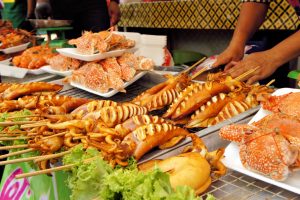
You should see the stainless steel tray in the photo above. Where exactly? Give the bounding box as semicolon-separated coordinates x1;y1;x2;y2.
29;19;72;28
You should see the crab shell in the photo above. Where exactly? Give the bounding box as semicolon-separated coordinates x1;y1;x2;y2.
139;152;212;194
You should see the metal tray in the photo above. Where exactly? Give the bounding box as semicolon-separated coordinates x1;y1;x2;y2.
29;19;72;28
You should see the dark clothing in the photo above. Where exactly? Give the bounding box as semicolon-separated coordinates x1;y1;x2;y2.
49;0;110;38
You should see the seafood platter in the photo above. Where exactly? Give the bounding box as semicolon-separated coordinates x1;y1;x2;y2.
0;59;285;199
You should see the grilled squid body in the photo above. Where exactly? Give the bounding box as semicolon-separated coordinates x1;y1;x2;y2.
100;105;148;127
1;82;63;100
169;81;231;120
120;123;189;160
133;73;190;111
163;82;202;118
115;115;171;137
191;100;251;128
71;100;118;117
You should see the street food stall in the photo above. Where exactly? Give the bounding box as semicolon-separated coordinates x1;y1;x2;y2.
0;0;300;200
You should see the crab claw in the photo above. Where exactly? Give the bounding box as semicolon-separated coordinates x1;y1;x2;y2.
182;134;208;157
219;124;258;143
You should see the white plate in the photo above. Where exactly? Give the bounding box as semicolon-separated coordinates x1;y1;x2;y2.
0;64;27;78
0;64;46;78
70;71;147;97
223;88;300;195
42;65;73;77
0;42;30;54
56;47;137;62
0;58;11;65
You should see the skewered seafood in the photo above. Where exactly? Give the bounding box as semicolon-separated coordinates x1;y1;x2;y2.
48;54;82;71
1;82;63;100
132;73;190;111
85;105;148;127
119;123;189;160
220;113;300;180
71;100;118;119
12;45;56;69
115;115;171;137
139;134;226;194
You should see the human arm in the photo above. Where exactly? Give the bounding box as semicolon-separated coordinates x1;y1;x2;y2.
227;30;300;84
109;0;121;26
212;1;269;68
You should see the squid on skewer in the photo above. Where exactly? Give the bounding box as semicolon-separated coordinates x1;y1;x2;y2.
132;73;190;111
118;123;190;160
164;77;244;120
1;82;63;100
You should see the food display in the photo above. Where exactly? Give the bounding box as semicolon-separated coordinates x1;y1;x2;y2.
65;53;154;93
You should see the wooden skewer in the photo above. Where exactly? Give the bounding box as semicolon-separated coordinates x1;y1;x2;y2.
191;65;210;80
181;57;207;74
6;115;43;120
235;66;260;82
0;154;41;165
16;157;97;179
0;136;32;141
16;164;74;179
42;131;67;140
0;130;28;134
34;150;71;163
0;148;35;160
0;121;38;126
20;121;48;129
266;79;275;87
0;144;29;150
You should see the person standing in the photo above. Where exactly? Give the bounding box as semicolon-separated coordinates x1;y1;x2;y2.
33;0;121;38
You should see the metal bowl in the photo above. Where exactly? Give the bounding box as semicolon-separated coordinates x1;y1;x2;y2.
28;19;72;28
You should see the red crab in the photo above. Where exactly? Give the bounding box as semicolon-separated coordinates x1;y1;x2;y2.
262;92;300;118
220;113;300;181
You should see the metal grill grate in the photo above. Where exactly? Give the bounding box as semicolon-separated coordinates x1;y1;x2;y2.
201;170;300;200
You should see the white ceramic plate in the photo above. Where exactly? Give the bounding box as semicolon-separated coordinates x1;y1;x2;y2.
0;64;27;78
223;88;300;195
0;63;46;78
56;47;137;62
0;42;30;54
70;71;147;97
0;58;11;65
42;65;73;77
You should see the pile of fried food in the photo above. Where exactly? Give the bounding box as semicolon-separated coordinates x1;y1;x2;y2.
12;45;56;69
220;91;300;181
0;21;32;49
69;30;135;54
63;52;155;92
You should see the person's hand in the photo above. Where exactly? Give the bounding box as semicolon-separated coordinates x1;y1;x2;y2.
212;45;245;69
225;51;280;84
109;1;121;26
